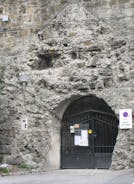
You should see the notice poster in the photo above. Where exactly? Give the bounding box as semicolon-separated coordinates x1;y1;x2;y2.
74;135;81;146
70;126;75;133
119;109;132;129
74;130;88;146
80;130;88;146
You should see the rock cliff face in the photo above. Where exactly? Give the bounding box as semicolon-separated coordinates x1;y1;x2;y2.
0;0;133;170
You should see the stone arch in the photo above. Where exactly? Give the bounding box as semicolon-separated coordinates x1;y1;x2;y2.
47;95;81;169
48;94;118;169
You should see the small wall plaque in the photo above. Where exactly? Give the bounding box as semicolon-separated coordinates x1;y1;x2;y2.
21;118;28;130
2;15;8;22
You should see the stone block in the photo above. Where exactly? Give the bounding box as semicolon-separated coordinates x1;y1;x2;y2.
99;68;112;76
96;80;104;90
111;40;126;50
5;155;23;165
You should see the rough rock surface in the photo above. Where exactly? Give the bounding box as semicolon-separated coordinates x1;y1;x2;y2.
0;0;133;170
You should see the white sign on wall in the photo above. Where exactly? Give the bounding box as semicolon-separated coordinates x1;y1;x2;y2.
21;118;28;130
119;109;132;129
2;15;8;22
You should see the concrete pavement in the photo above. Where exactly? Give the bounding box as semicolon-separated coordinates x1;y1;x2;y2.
0;169;133;184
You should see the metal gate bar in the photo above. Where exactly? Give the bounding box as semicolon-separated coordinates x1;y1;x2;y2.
61;110;118;169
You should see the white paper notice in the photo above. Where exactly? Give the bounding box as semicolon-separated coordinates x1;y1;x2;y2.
74;130;88;146
70;126;75;133
74;136;81;146
80;130;88;146
81;130;88;138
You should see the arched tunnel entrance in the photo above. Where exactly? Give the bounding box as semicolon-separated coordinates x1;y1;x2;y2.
61;95;118;169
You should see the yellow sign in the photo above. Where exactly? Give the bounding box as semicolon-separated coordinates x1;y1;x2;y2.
88;129;93;134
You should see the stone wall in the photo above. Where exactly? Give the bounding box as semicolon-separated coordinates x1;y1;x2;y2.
0;0;133;170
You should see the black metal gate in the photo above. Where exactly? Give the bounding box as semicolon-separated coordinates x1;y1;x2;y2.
61;110;118;169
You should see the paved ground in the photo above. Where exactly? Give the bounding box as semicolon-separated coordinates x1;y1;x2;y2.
0;169;134;184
